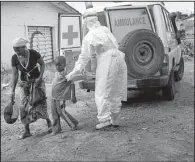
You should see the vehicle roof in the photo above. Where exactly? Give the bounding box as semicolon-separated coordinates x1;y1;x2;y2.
94;2;166;13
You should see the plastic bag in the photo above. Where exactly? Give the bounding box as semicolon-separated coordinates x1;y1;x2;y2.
4;102;19;124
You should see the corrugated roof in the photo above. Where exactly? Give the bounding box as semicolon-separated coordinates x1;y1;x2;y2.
50;2;81;15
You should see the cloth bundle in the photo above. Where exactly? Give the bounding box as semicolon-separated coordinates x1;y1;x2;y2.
4;102;19;124
30;81;47;106
52;71;72;100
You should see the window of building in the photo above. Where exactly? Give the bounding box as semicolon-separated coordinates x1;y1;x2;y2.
28;26;53;63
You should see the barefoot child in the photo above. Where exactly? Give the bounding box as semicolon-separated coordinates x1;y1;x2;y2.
51;56;78;135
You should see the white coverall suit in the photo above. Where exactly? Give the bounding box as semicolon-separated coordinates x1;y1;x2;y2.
66;9;127;129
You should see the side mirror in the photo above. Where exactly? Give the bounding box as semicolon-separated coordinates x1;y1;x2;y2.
176;30;181;39
176;30;182;44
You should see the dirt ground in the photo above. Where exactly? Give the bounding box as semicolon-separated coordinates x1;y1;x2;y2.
1;60;194;161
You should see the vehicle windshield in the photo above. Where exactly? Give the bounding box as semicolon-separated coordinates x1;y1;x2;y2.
107;7;153;43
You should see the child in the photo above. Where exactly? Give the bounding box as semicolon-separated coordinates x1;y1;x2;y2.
51;56;78;135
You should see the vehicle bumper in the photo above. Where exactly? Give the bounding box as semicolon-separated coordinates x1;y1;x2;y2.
78;76;169;91
127;75;169;90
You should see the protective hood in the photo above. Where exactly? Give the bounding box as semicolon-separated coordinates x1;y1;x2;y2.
83;8;97;19
84;16;101;30
82;8;101;37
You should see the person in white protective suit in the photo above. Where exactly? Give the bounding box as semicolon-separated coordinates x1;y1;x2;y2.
66;8;127;130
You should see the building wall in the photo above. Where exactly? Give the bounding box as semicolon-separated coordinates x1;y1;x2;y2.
1;2;68;66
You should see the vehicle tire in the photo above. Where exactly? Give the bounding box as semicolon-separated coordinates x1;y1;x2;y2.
174;57;184;81
119;29;165;78
162;70;175;101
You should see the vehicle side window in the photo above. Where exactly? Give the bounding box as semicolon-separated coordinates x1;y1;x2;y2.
148;5;156;30
170;17;176;33
162;8;175;33
162;9;171;32
166;12;174;33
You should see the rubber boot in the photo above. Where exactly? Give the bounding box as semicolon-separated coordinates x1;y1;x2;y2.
96;120;112;130
111;113;120;127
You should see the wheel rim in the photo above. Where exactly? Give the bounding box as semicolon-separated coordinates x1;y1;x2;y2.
133;41;155;67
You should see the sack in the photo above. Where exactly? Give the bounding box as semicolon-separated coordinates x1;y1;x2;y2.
78;79;95;91
4;102;19;124
30;82;47;106
52;80;72;100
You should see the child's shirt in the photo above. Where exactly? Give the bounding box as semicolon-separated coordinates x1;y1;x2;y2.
52;70;74;101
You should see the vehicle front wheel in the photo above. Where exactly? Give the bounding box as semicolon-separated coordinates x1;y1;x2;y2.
162;70;175;101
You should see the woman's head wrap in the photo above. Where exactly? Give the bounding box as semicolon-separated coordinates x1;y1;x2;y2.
12;37;29;47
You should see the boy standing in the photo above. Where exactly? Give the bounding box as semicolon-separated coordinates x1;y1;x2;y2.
51;56;78;135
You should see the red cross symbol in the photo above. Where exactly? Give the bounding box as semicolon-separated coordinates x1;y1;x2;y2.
62;25;78;45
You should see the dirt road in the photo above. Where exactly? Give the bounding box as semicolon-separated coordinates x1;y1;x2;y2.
1;60;194;161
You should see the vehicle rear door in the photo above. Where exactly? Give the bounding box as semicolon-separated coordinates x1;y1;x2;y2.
104;5;155;44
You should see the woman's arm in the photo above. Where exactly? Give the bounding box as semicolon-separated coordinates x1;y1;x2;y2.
11;66;19;102
11;66;19;92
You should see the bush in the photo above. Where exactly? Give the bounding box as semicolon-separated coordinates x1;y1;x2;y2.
1;62;12;85
181;39;194;57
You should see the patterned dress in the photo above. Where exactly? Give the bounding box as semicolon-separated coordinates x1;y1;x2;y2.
11;49;49;125
18;79;49;125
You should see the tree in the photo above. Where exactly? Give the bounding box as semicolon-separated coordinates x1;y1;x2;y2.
175;11;188;20
176;11;182;19
188;13;194;18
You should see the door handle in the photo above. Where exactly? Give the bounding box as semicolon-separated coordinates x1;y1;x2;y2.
72;56;78;60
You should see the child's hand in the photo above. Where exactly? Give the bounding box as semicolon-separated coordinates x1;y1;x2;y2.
71;96;77;104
